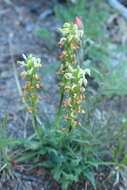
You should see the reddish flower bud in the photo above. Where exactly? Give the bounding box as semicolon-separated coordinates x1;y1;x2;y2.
74;16;84;29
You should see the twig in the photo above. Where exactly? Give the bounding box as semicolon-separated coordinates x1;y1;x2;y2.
0;163;8;172
8;33;29;137
8;33;27;105
39;9;53;20
109;0;127;20
14;172;42;183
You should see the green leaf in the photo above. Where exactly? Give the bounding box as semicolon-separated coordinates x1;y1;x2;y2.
83;170;96;188
62;180;70;190
40;161;54;168
47;147;58;156
70;158;81;167
62;171;78;182
0;139;20;148
52;167;62;181
38;148;47;155
25;141;41;150
16;152;37;162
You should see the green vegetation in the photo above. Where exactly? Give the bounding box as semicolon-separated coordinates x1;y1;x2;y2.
0;116;19;178
1;0;127;189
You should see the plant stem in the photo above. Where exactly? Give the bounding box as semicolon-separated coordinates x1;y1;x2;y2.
58;91;64;113
32;114;41;139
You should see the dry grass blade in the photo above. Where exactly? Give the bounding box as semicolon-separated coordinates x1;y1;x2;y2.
109;0;127;20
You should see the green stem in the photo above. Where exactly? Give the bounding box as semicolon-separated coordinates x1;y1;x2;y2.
58;91;64;113
32;114;41;139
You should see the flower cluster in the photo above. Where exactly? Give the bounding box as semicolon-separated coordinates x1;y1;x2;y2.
18;54;43;115
58;17;90;130
59;22;83;43
63;66;90;128
58;20;83;75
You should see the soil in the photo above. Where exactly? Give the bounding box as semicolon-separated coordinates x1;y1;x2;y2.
0;0;62;189
0;0;59;136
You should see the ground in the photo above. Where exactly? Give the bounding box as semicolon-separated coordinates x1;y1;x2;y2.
0;0;62;189
0;0;59;136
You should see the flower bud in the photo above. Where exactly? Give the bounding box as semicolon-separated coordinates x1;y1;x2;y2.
36;84;43;88
34;74;41;81
26;107;33;113
74;16;84;29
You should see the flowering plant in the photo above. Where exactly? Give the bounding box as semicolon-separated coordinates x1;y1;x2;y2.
18;54;43;136
58;17;90;130
18;54;43;114
17;18;101;190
